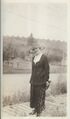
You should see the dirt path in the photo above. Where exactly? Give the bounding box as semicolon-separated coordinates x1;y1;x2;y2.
2;94;66;117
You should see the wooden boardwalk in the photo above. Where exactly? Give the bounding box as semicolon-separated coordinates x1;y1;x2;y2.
2;102;34;116
2;95;66;117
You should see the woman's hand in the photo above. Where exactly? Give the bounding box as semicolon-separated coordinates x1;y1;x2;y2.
46;80;51;89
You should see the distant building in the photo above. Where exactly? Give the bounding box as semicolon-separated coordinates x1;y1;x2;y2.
8;57;31;70
9;58;25;69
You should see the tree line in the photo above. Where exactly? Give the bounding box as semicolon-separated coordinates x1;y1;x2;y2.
3;35;67;64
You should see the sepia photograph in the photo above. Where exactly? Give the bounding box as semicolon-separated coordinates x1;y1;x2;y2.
1;0;68;118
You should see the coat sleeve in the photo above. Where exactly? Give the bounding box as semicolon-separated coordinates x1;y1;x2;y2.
42;55;50;81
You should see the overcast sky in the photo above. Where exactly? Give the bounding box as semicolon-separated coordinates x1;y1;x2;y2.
2;3;67;41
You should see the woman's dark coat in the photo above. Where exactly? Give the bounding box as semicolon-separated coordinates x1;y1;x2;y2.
30;54;49;85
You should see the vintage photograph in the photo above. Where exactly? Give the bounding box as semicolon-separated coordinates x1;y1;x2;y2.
2;1;67;117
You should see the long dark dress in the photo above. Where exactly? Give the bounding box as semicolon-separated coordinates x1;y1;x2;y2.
30;84;46;113
30;54;49;114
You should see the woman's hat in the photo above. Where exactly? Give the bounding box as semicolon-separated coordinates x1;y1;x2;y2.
32;46;41;51
29;46;45;53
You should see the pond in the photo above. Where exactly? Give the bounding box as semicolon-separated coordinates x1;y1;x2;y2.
2;73;67;97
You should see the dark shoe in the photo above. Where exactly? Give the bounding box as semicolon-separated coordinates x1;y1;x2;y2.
29;109;36;115
36;113;41;116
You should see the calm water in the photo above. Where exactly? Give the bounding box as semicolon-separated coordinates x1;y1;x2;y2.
2;73;67;96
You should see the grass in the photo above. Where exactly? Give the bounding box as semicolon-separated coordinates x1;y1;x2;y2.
3;74;67;106
50;79;67;96
3;91;30;106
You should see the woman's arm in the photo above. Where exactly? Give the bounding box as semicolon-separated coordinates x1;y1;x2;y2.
44;55;50;81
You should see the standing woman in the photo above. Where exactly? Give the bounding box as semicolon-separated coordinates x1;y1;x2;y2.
30;47;50;116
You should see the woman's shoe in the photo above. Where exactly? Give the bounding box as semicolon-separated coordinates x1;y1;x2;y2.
29;109;36;115
36;113;40;116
